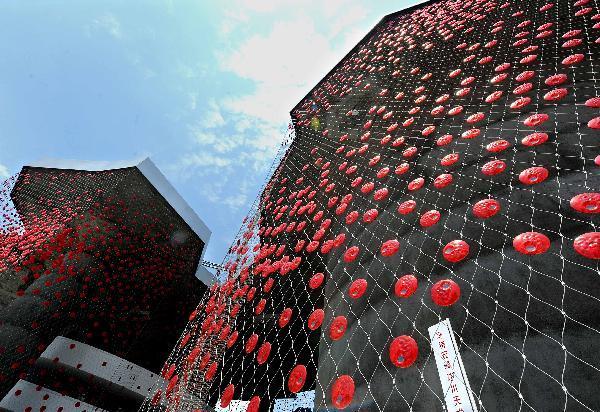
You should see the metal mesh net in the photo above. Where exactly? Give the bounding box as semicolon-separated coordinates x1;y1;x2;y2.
142;0;599;410
0;166;205;410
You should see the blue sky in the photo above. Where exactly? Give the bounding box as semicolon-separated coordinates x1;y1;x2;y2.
0;0;413;264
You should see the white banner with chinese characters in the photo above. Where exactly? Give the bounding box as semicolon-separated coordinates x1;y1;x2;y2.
428;318;479;412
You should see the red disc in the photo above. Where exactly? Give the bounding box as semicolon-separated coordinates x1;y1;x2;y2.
279;308;292;328
510;97;531;110
226;331;238;349
220;384;235;408
431;279;461;306
519;167;549;185
381;239;400;257
516;70;535;82
461;128;480;139
363;209;379;223
395;274;418;298
473;198;500;218
245;287;256;302
245;333;259;353
348;278;367;299
408;177;425;191
309;272;325;289
308;309;325;330
440;153;459;166
403;146;418;158
205;362;218;381
585;97;600;108
350;178;362;188
374;187;389;201
433;173;453;189
264;278;275;293
306;240;320;252
398;200;417;215
344;246;360;263
490;74;508;84
255;298;266;315
570;193;600;214
562;29;582;39
524;113;549;127
395;162;410;175
466;112;485;123
247;396;261;412
345;211;359;225
495;62;511;72
361;181;375;194
420;210;441;227
588;117;600;129
329;315;348;341
431;105;445;116
573;232;600;259
392;137;405;147
288;364;307;393
377;167;390;179
331;375;355;409
443;240;470;263
437;134;453;146
520;54;538;65
486;140;510;152
544;88;568;102
513;232;551;255
562;53;585;66
482;160;506;176
513;82;533;95
422;125;436;136
257;341;271;365
389;335;418;368
522;132;548;146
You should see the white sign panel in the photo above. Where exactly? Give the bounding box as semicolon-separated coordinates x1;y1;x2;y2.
428;319;479;412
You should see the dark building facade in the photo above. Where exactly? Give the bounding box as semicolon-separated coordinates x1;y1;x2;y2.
0;158;213;411
142;0;600;411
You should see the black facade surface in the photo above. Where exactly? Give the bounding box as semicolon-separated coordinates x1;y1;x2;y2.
282;0;600;410
0;166;207;406
210;146;326;408
139;1;600;411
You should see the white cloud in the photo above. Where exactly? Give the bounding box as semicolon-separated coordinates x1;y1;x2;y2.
217;1;371;125
180;152;232;170
219;16;331;124
90;13;122;39
201;100;226;129
222;193;248;209
173;0;379;214
0;164;9;179
188;93;198;111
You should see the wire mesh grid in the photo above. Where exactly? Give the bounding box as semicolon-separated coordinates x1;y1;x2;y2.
0;166;205;410
140;0;600;411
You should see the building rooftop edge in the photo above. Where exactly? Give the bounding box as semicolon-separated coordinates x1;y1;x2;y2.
289;0;433;116
26;157;215;286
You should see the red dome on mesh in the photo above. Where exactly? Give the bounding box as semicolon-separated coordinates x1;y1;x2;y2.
442;240;470;263
288;364;307;393
389;335;418;368
431;279;461;306
331;375;355;409
513;232;551;255
573;232;600;259
395;274;418;298
329;315;348;341
348;278;367;299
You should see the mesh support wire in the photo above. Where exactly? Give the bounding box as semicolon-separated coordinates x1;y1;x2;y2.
141;0;599;411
